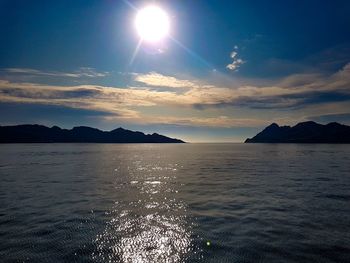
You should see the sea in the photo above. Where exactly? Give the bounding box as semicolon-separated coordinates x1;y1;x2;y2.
0;143;349;262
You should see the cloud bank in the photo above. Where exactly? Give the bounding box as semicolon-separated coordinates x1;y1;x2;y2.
1;63;350;128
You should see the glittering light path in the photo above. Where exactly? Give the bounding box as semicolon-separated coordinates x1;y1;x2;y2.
93;154;194;262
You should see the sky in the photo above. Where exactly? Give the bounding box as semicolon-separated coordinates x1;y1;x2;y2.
1;0;350;142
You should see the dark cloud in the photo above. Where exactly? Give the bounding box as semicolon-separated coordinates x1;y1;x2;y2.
191;90;350;110
0;102;114;127
0;86;102;99
308;112;350;124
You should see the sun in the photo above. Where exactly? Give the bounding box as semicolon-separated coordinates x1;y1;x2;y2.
135;6;170;43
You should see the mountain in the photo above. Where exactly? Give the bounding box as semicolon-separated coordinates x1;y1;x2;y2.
245;121;350;143
0;124;185;143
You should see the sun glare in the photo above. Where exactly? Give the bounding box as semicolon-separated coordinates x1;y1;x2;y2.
135;6;170;43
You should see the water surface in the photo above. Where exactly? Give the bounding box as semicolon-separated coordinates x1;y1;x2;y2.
0;143;349;262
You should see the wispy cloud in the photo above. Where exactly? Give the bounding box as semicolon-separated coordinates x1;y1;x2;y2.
103;115;270;128
4;67;109;78
226;47;245;71
134;72;199;89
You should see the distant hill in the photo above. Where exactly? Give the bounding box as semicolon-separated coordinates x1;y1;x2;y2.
245;121;350;143
0;124;185;143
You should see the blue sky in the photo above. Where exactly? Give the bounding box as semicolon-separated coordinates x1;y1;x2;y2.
1;0;350;142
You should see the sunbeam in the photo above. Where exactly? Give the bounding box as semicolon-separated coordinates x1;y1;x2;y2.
129;38;143;66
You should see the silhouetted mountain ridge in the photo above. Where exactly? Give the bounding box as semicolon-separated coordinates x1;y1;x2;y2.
0;124;184;143
245;121;350;143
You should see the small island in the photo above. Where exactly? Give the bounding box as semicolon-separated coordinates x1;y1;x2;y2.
245;121;350;143
0;124;185;143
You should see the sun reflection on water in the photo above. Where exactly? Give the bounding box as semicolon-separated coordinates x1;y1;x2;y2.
93;161;193;262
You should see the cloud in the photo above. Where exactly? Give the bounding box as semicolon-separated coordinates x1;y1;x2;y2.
0;79;272;128
0;80;139;118
307;112;350;124
1;63;350;128
196;62;350;109
103;115;269;128
2;63;350;111
134;72;199;89
4;67;109;78
226;49;245;71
